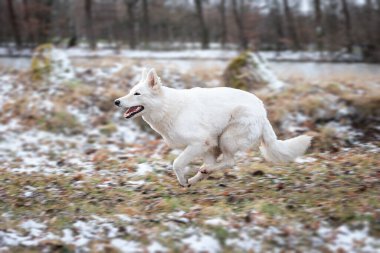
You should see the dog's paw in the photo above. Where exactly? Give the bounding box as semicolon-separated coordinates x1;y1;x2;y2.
178;179;190;188
199;166;209;174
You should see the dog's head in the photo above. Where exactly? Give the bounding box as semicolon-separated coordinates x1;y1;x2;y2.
114;68;162;119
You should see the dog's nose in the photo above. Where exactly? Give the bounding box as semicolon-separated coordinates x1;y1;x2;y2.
114;100;121;106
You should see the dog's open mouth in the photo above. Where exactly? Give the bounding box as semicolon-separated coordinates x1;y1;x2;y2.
124;106;144;119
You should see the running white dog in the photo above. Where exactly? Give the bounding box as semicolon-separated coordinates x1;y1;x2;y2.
115;68;312;187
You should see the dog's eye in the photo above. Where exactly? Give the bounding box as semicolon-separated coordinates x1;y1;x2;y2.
134;92;141;96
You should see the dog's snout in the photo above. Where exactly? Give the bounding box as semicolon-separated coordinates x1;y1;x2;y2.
114;99;121;106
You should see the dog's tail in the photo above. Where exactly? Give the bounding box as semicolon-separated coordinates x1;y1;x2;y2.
259;118;312;163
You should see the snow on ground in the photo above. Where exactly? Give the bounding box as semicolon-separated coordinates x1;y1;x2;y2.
110;239;142;253
0;119;152;175
0;45;364;62
1;213;379;252
249;52;286;90
183;233;221;253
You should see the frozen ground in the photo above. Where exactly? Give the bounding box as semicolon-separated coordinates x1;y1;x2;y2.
0;54;379;252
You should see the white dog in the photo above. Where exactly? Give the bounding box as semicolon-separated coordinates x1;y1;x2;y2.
115;68;312;187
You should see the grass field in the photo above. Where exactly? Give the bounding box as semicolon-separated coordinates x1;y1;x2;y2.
0;55;379;252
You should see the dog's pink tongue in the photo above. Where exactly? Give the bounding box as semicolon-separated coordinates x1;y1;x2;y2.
124;106;139;117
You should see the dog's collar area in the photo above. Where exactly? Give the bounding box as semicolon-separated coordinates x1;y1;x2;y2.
124;106;144;118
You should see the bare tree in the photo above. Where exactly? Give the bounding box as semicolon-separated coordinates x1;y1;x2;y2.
282;0;300;50
68;0;78;48
194;0;209;49
314;0;323;51
22;0;34;45
232;0;248;50
6;0;22;48
1;0;379;60
142;0;150;47
341;0;353;52
271;0;285;52
219;0;227;48
85;0;96;49
125;0;139;49
364;0;374;44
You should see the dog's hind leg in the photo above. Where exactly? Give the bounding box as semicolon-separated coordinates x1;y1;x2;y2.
173;144;208;187
188;147;220;185
199;154;235;174
197;115;261;175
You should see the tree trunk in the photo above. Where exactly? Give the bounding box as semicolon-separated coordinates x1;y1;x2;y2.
362;0;380;62
39;0;53;44
377;0;380;45
282;0;300;50
325;0;339;51
142;0;150;47
219;0;227;49
194;0;209;49
50;0;61;40
67;0;78;48
232;0;248;50
364;0;374;44
22;0;33;46
85;0;96;50
6;0;22;48
272;0;285;52
341;0;353;52
125;0;138;49
314;0;323;51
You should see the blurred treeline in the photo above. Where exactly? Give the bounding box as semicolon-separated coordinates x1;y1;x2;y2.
1;0;380;61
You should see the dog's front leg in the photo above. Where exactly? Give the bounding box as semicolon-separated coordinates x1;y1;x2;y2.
173;144;206;187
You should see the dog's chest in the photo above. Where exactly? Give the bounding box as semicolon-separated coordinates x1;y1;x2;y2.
154;126;187;148
161;131;187;148
143;117;187;148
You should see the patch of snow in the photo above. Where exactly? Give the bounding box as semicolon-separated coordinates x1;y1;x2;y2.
49;48;76;82
127;180;146;186
110;238;141;253
249;52;286;91
66;105;90;124
96;180;117;188
182;234;221;253
135;163;154;176
19;220;46;237
148;241;168;253
295;157;317;164
317;222;380;253
115;214;134;223
0;76;14;108
281;113;310;134
204;218;228;226
61;229;75;244
167;210;189;224
23;191;33;198
226;232;261;252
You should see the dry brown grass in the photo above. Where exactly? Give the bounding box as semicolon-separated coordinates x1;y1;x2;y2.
257;81;379;151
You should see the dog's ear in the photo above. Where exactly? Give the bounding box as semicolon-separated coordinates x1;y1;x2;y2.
146;68;161;91
140;68;148;81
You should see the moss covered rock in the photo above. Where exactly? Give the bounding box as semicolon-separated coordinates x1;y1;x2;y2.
223;51;285;91
30;44;76;82
31;43;53;81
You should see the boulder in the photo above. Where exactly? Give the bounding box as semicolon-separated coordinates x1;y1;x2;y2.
30;43;76;82
223;51;285;91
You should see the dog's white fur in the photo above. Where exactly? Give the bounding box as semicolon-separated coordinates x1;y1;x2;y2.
116;68;312;186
